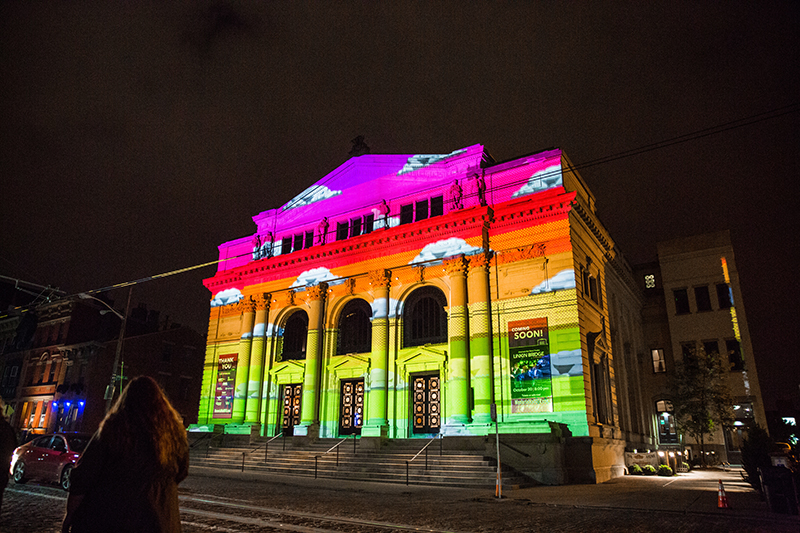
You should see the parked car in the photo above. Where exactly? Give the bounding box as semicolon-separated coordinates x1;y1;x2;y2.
10;433;91;490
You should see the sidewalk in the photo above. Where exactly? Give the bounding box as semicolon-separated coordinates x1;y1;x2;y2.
189;464;798;521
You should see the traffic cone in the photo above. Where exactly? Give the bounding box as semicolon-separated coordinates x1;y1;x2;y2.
718;479;730;509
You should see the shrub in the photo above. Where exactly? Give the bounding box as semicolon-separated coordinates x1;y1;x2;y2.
658;464;673;476
643;465;657;475
629;464;643;475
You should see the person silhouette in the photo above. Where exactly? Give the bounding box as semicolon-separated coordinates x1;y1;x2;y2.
62;376;189;532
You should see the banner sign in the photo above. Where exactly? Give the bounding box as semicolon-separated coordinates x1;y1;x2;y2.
509;318;553;413
213;354;237;419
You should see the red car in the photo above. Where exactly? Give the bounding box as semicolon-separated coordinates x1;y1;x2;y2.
10;433;91;490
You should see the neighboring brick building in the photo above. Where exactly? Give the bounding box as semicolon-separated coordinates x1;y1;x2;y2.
0;295;205;437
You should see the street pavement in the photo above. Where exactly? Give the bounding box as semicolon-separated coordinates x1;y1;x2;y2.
2;466;798;532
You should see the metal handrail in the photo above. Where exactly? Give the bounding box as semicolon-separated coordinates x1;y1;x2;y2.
406;436;442;485
240;432;285;470
197;432;225;458
315;437;349;478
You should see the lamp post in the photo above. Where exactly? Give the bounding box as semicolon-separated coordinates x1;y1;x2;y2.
78;287;132;412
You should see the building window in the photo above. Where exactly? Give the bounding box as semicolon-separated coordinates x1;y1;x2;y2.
336;222;349;241
304;230;314;249
337;299;372;355
733;402;754;420
161;342;175;362
293;234;304;252
644;274;656;289
430;196;444;217
656;400;678;444
281;237;292;255
651;349;666;373
717;283;733;309
48;361;58;383
363;214;375;234
592;354;612;425
400;204;414;225
695;286;712;312
702;340;719;357
350;217;362;238
726;339;743;371
415;199;428;222
403;286;448;347
582;267;602;307
673;288;690;314
281;312;308;361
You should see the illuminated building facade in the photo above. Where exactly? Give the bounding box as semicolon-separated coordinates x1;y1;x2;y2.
196;145;767;482
197;144;641;483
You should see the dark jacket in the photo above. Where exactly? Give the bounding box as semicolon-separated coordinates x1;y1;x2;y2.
68;432;189;532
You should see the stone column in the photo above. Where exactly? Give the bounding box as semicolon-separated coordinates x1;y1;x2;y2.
444;255;470;428
297;283;327;437
468;253;493;425
232;297;256;424
363;269;391;438
245;293;271;425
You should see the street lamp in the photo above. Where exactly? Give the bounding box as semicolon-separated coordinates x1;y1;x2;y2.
78;288;132;412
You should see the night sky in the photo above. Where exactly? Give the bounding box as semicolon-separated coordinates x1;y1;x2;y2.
2;3;798;412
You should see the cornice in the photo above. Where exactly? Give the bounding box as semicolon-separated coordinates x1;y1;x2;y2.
205;206;493;292
570;199;613;255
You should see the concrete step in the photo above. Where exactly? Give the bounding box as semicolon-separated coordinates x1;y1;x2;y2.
190;437;536;488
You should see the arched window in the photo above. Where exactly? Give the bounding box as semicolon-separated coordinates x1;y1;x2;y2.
403;286;448;347
281;311;308;360
337;299;372;355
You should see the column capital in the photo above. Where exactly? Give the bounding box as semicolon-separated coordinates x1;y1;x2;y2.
254;293;272;311
443;255;469;276
467;252;492;271
306;282;329;302
368;269;392;288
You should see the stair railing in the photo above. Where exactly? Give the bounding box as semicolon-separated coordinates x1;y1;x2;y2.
239;432;286;471
315;437;349;478
195;432;225;459
406;436;441;485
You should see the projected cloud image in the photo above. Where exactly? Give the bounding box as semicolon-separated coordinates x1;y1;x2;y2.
291;267;341;288
372;297;401;320
283;184;342;210
550;349;583;376
398;148;467;175
530;269;575;294
511;164;563;198
210;288;244;307
410;238;482;264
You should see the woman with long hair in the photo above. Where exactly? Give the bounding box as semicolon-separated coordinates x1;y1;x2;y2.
62;376;189;532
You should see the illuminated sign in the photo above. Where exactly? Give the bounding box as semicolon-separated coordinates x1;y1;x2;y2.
508;318;553;413
213;354;237;419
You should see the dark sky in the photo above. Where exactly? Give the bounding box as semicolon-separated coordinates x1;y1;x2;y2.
2;2;798;411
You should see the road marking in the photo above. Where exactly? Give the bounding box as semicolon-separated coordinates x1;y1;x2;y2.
7;487;66;501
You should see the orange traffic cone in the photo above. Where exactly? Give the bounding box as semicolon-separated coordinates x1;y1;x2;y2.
718;479;730;509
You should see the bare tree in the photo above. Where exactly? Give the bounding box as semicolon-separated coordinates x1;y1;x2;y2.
671;344;734;467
